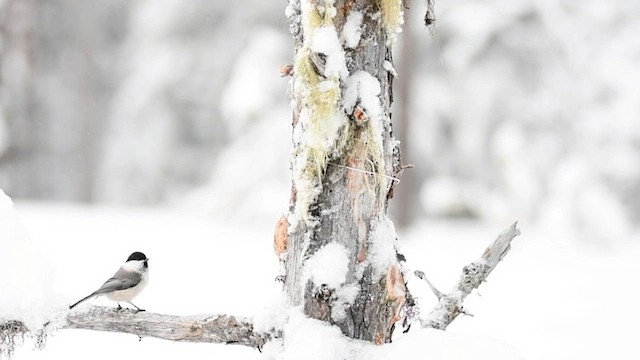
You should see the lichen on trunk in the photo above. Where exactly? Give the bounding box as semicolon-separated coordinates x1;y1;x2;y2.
283;0;407;343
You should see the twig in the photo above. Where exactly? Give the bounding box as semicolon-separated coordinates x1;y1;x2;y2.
413;270;443;300
328;163;401;182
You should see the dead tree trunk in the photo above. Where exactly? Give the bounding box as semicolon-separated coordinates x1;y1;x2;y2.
282;0;408;344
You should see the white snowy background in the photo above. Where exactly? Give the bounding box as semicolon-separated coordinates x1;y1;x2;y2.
1;0;640;359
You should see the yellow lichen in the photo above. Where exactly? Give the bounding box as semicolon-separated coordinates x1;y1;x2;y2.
295;51;342;182
293;0;347;223
302;0;337;36
379;0;404;45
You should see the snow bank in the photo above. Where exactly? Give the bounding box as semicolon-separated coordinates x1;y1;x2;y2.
9;204;637;360
0;190;66;355
263;308;354;360
262;307;522;360
376;328;524;360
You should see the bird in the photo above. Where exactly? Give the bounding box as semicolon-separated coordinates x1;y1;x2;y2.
69;251;149;311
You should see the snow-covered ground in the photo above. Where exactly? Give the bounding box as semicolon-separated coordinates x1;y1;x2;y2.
4;200;640;359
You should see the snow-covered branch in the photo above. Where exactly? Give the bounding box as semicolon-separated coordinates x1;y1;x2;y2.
63;307;268;349
420;222;521;330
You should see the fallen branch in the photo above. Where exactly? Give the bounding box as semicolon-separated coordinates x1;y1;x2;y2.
63;307;268;349
421;221;521;330
1;308;268;358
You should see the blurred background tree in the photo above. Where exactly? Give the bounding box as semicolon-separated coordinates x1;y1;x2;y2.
1;0;639;243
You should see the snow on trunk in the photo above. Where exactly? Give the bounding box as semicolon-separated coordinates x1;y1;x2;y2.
283;0;407;344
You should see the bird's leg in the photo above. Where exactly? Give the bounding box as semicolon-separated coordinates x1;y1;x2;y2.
116;302;123;311
128;301;145;312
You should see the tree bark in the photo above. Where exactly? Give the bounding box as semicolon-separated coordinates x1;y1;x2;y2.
283;0;407;344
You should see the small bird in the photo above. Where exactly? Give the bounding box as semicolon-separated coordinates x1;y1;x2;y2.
69;251;149;311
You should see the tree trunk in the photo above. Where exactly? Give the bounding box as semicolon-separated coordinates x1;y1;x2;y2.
283;0;407;344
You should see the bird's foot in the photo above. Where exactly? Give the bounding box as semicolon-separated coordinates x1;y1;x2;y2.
128;301;145;313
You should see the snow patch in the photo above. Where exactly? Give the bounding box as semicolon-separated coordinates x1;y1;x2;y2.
341;11;363;48
304;243;349;288
284;2;296;18
343;71;382;115
311;26;348;79
368;216;398;279
343;71;383;120
331;283;360;322
383;60;398;77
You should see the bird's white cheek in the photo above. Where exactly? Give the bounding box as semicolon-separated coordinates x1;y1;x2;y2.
121;260;145;272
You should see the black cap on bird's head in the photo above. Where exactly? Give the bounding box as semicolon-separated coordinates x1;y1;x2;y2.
127;252;147;262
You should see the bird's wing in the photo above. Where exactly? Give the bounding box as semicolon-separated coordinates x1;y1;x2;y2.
92;267;142;295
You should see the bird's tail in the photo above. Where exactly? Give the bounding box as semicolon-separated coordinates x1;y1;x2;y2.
69;292;97;309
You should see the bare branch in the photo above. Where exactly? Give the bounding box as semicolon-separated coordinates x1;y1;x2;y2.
422;222;521;330
63;307;269;350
